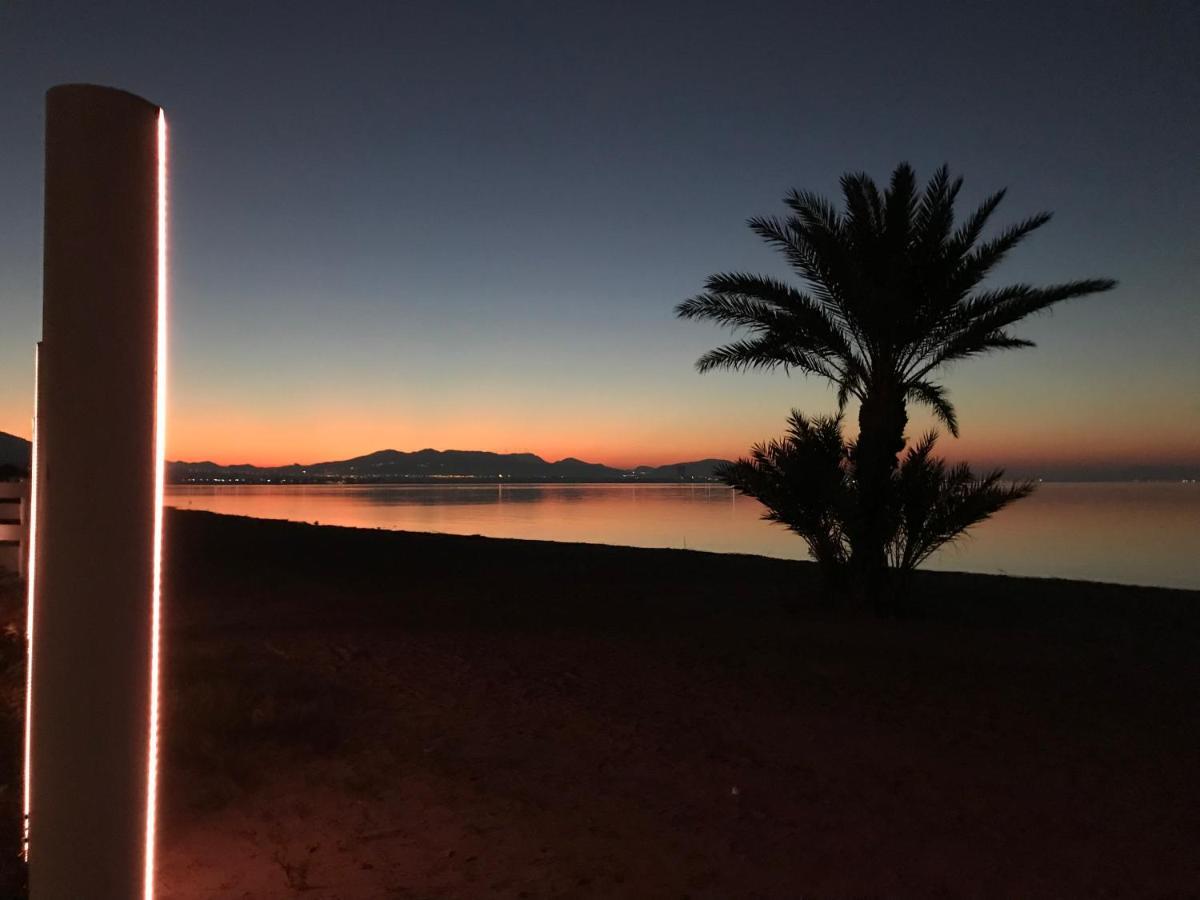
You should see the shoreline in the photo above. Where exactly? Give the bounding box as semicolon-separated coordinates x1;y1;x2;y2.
162;497;1200;594
162;509;1200;625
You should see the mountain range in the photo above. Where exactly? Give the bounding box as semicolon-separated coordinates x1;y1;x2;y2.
168;448;731;483
0;433;726;483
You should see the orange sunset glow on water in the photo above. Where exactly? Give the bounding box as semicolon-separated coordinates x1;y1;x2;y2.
166;481;1200;589
3;391;1195;476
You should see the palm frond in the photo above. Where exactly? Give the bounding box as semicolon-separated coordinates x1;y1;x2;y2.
912;328;1035;379
745;214;873;363
951;211;1054;295
905;380;959;437
889;435;1035;570
884;163;918;249
674;292;784;330
697;272;859;363
841;171;884;246
783;189;844;236
695;336;839;380
913;164;963;254
746;215;849;312
958;278;1118;330
913;278;1116;378
950;188;1007;254
835;379;855;412
717;411;852;575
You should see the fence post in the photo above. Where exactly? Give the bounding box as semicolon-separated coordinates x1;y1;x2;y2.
0;482;24;574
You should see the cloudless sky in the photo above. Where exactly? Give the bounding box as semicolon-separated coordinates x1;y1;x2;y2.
1;1;1197;472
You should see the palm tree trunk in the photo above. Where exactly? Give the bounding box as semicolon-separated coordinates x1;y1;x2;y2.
851;386;907;609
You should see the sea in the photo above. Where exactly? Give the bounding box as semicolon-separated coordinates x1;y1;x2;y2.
166;482;1200;590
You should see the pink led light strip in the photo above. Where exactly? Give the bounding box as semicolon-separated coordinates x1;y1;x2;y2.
22;345;39;862
144;107;168;900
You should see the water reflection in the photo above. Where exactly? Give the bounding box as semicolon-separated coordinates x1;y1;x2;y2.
167;482;1200;589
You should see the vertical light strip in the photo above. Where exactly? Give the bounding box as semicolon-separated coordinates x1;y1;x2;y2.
144;108;168;900
22;344;40;861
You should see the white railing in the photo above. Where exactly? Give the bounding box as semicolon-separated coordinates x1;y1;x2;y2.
0;480;30;578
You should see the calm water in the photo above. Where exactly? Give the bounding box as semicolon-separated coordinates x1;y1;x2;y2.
166;482;1200;590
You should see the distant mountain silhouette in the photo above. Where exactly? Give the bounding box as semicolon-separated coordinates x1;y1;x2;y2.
169;448;732;484
171;447;1198;484
632;459;732;480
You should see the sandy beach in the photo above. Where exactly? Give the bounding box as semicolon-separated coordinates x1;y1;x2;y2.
3;509;1199;897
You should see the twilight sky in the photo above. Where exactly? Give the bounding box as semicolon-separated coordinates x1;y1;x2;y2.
1;1;1197;473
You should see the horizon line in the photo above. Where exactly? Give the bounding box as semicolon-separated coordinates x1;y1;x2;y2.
2;430;1197;477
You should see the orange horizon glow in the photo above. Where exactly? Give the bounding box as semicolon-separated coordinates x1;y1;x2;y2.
3;411;1193;474
161;405;756;470
144;381;1198;474
152;401;1198;472
2;378;1196;475
157;433;1197;474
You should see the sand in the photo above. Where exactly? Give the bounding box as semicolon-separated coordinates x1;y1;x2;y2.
3;509;1199;897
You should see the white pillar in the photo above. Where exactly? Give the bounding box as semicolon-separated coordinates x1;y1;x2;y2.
28;83;167;900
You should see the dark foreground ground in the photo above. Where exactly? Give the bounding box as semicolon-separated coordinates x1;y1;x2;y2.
3;509;1199;897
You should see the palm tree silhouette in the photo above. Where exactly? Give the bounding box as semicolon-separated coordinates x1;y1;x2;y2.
716;412;852;590
677;163;1115;598
716;413;1034;602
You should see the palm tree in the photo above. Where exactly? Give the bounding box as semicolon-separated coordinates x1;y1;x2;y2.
715;412;852;590
887;430;1034;589
677;163;1115;598
717;414;1034;605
